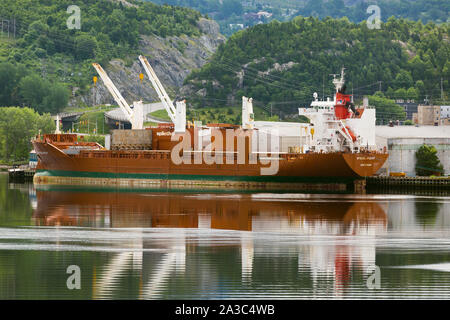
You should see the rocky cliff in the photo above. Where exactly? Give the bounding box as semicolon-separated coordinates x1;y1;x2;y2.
71;18;225;107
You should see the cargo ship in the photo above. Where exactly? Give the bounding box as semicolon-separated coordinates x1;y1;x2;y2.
33;60;387;192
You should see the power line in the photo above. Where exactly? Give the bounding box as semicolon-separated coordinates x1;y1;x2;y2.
215;58;307;91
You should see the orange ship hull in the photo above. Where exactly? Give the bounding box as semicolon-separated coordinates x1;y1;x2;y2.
32;134;388;191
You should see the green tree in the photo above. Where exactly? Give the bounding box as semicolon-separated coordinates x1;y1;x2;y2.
17;74;69;113
24;21;48;43
0;63;27;107
369;95;406;124
18;75;50;111
406;87;419;101
394;70;413;90
415;80;426;100
394;88;407;100
75;35;98;60
41;84;70;114
415;144;444;176
0;107;55;161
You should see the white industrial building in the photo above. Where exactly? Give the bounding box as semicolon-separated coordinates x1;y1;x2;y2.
376;126;450;176
441;106;450;119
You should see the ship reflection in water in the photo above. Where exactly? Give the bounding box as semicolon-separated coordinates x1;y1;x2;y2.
34;186;387;298
1;182;450;299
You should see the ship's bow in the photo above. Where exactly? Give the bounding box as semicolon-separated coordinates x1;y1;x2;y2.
342;153;388;177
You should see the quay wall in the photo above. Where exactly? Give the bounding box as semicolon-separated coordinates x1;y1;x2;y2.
384;138;450;176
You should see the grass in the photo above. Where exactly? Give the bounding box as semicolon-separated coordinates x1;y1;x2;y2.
144;121;160;127
149;109;171;121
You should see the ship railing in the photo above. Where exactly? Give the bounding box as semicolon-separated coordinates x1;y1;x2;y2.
75;148;387;162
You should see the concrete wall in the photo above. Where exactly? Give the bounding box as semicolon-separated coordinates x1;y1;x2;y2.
378;137;450;176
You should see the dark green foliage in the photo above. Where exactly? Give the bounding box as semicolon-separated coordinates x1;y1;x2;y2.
0;63;28;106
415;144;444;176
75;35;97;60
0;62;69;113
0;0;202;58
300;0;449;24
148;0;449;36
184;17;449;116
0;0;203;96
18;74;50;110
42;83;70;114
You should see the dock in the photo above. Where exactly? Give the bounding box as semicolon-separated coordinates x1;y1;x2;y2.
8;168;35;183
367;176;450;190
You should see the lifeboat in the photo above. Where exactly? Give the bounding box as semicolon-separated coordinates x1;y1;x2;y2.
345;126;357;142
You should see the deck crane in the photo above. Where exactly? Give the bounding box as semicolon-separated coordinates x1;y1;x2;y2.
92;63;144;130
138;55;186;133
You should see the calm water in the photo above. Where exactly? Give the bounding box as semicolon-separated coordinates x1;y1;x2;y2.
0;174;450;299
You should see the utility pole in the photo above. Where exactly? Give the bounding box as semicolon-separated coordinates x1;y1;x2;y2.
0;19;10;38
322;74;325;100
441;77;444;101
379;81;382;92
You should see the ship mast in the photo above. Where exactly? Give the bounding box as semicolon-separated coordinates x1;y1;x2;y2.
332;67;345;93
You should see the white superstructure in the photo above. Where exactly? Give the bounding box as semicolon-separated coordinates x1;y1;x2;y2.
298;69;377;153
242;68;379;154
